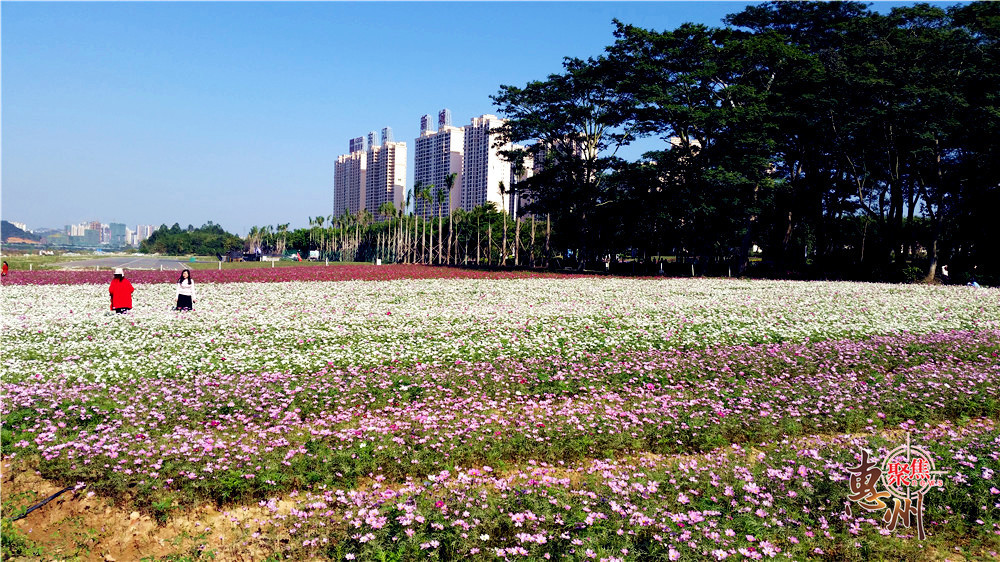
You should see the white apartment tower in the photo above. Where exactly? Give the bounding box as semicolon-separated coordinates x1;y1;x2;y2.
365;128;407;220
414;110;464;220
460;114;513;212
334;138;367;217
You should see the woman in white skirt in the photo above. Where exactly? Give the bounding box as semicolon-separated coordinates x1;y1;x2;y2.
175;269;196;310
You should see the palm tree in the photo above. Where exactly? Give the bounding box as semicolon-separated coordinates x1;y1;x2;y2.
246;225;260;255
339;209;354;261
452;208;466;265
420;184;433;264
444;173;457;265
315;215;325;257
498;181;508;267
378;202;395;261
277;223;290;255
411;182;422;263
435;186;446;265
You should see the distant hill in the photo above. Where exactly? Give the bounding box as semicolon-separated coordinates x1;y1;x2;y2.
1;220;41;243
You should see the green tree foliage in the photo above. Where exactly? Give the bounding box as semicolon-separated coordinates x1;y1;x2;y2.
140;221;243;255
491;1;1000;282
493;57;632;267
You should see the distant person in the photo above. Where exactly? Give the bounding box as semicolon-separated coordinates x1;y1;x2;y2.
941;264;950;285
968;265;980;288
109;268;134;314
1;261;8;277
175;269;195;311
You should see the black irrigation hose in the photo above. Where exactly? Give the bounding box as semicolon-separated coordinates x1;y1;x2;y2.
9;485;78;521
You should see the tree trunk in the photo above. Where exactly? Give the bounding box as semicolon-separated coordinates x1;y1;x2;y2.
924;138;945;283
738;183;760;275
545;214;551;268
447;214;453;265
530;216;536;268
925;237;939;283
514;217;521;267
502;215;508;267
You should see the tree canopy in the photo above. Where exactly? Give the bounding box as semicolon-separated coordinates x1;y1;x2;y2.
492;1;1000;283
140;222;243;255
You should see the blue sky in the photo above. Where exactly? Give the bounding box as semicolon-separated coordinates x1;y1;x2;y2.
1;1;941;236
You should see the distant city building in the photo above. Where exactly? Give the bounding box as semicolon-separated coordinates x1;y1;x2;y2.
44;232;70;246
109;223;127;246
461;114;512;212
135;224;156;243
334;131;406;220
83;228;100;246
334;141;367;217
414;110;464;219
10;221;27;231
365;136;407;220
420;114;433;134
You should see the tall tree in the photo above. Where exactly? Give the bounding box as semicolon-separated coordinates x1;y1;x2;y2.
493;56;633;269
420;184;433;264
435;186;446;264
445;173;458;264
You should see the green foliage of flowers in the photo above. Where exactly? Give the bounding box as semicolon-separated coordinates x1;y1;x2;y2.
237;420;1000;561
2;278;998;560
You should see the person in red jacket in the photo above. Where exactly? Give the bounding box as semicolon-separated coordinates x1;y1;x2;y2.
109;268;134;313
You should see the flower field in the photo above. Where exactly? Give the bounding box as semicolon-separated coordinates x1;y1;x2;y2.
2;268;999;560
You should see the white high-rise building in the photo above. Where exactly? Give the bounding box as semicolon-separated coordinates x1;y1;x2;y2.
135;224;156;243
460;114;513;212
414;110;464;219
334;139;367;217
365;132;407;220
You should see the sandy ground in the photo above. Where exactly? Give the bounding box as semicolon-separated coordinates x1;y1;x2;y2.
2;460;278;561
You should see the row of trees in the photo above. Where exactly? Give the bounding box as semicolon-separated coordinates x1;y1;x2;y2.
140;222;243;255
245;200;554;268
492;1;1000;282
